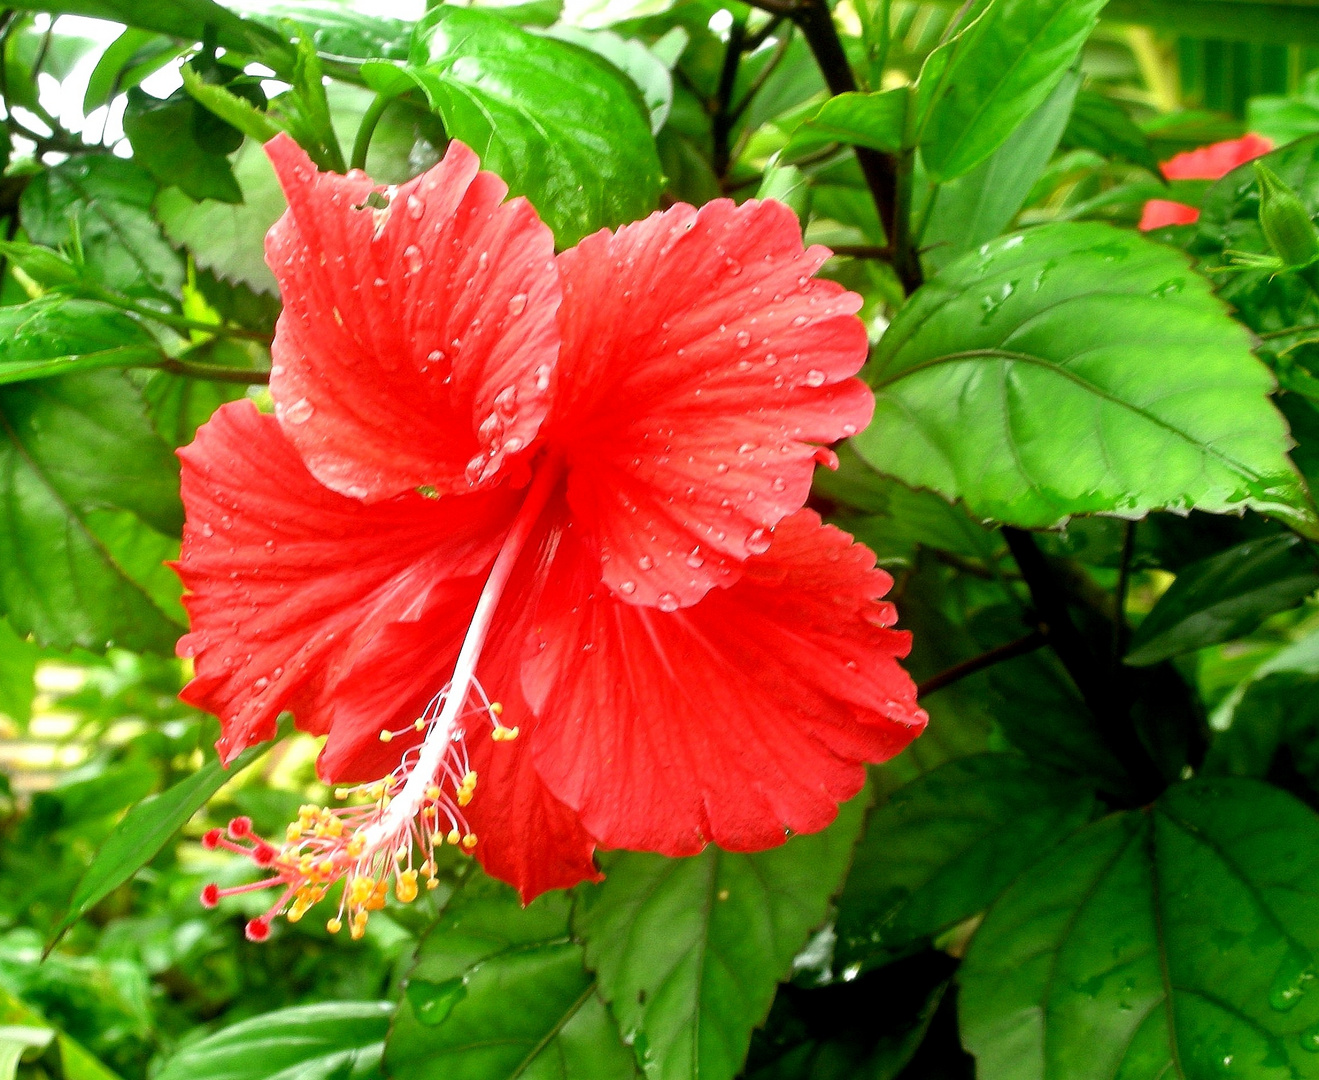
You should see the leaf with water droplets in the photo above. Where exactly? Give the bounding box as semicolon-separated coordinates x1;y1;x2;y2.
856;222;1319;536
960;778;1319;1079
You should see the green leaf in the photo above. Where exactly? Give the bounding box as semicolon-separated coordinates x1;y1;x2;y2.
54;724;286;943
364;5;662;247
0;1026;53;1080
385;888;636;1079
855;221;1318;533
83;28;186;114
1104;0;1319;47
1061;88;1160;173
180;65;283;144
574;792;869;1080
919;68;1079;274
233;1;413;61
155;1002;392;1080
0;241;82;289
541;25;675;134
1205;671;1319;785
914;0;1106;181
123;88;243;203
0;358;185;652
1126;535;1319;666
835;755;1096;971
21;157;183;301
0;618;39;728
960;778;1319;1080
0;987;120;1080
0;296;164;386
787;87;907;156
157;138;285;295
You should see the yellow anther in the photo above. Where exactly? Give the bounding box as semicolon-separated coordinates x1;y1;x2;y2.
462;833;478;850
421;860;435;877
397;869;419;903
335;788;350;800
426;785;441;800
457;789;473;807
348;876;374;907
427;877;440;890
286;822;302;841
326;917;342;934
490;702;503;716
447;829;461;845
368;783;385;800
367;880;388;911
347;835;366;858
504;726;519;741
414;719;426;732
325;816;343;838
381;795;392;811
318;858;336;877
463;771;477;789
379;728;393;743
350;911;368;940
299;854;314;874
288;900;310;923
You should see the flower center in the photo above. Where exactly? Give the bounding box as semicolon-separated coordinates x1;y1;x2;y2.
200;456;563;941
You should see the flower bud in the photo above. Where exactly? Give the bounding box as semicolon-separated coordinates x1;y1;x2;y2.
1255;162;1319;269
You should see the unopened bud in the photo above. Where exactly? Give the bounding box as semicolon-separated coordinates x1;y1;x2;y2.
1256;162;1319;269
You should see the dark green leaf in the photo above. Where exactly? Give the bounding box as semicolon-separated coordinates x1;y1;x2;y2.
0;618;39;728
21;158;183;301
1126;535;1319;666
574;792;869;1080
364;5;662;247
0;296;164;386
914;0;1105;181
386;888;636;1079
123;88;243;203
54;724;285;942
960;778;1319;1079
835;755;1096;970
920;68;1079;274
0;355;185;651
1061;89;1160;173
1205;672;1319;787
1105;0;1319;46
855;221;1318;534
155;1001;392;1080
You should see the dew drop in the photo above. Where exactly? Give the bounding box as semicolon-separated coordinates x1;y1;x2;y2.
657;592;679;612
253;676;269;691
738;442;757;454
403;245;423;273
406;193;425;219
618;580;636;595
264;539;276;553
477;251;489;271
734;329;751;348
747;527;771;555
285;397;314;425
220;514;234;530
772;477;786;492
715;462;730;474
201;522;214;537
686;550;705;569
804;369;826;387
791;314;809;327
508;293;528;316
638;554;654;571
494;385;519;417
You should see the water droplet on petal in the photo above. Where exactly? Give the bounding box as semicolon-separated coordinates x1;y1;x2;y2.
619;580;636;595
220;515;233;530
406;193;425;220
738;442;757;454
264;539;276;553
686;550;704;569
253;676;269;691
657;592;679;612
201;522;214;538
715;462;729;474
747;527;771;555
403;245;423;273
507;293;528;316
804;369;826;387
638;554;654;571
791;315;809;327
734;329;751;348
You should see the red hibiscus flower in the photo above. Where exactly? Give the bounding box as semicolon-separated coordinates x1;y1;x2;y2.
179;133;926;941
1138;132;1273;231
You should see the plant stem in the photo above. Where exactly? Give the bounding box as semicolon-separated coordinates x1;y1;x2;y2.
350;93;391;173
154;359;272;384
1112;520;1136;667
917;631;1045;697
1001;526;1164;798
92;290;272;344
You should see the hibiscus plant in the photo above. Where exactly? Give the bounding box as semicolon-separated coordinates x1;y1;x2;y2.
5;2;1319;1079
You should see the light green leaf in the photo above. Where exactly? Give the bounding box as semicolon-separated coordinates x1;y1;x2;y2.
919;69;1079;274
855;221;1318;533
960;779;1319;1080
1126;535;1319;666
386;888;636;1079
1061;88;1160;173
155;1002;391;1080
0;618;39;728
914;0;1106;181
541;25;674;134
21;157;183;300
0;296;164;386
364;5;662;247
575;792;869;1080
787;87;907;156
54;719;288;942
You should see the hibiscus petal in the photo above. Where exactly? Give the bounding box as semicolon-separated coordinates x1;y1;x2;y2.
322;540;600;901
548;199;873;610
175;400;517;763
525;508;925;854
264;134;560;501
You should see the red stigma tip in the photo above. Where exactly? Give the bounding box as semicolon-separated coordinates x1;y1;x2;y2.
202;829;223;850
245;917;271;942
200;883;220;908
252;842;277;867
228;816;253;839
